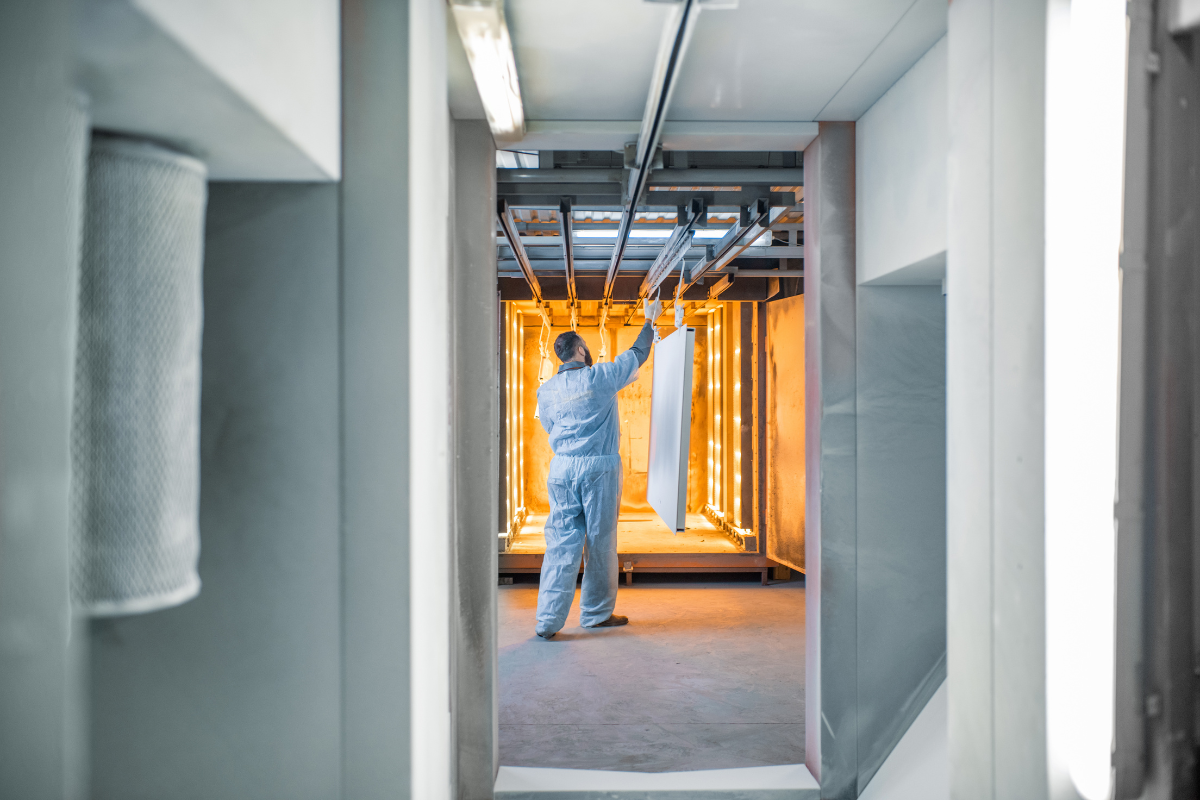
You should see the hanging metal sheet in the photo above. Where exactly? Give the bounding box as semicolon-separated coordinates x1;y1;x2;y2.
646;326;696;531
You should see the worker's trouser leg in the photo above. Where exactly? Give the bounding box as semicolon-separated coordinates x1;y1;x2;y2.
535;454;622;636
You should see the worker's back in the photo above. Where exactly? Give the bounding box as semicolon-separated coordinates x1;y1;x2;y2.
536;350;640;457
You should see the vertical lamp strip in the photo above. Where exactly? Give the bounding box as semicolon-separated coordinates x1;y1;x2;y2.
732;304;742;526
518;318;525;512
510;310;518;533
505;306;511;530
700;319;710;506
750;304;761;541
509;309;522;533
714;311;722;513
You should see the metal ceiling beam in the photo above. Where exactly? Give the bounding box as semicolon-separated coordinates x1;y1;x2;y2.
500;189;795;212
602;0;702;301
559;198;576;305
496;199;543;304
498;168;805;185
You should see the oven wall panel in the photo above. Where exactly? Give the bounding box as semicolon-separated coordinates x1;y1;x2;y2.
520;323;709;515
765;294;807;572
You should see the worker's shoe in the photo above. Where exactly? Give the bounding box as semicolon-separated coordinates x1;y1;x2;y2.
536;630;556;640
587;614;628;628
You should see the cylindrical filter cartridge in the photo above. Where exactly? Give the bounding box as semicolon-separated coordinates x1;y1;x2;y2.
71;134;207;616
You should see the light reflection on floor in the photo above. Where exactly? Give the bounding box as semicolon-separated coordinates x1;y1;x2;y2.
509;512;738;554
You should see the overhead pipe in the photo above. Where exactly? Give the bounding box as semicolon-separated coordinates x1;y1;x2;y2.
497;199;543;304
602;0;701;302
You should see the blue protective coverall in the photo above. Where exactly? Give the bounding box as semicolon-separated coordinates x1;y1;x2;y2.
534;322;654;636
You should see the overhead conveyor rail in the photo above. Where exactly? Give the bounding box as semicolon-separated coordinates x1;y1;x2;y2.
496;198;543;304
638;198;704;299
491;1;806;305
603;0;701;302
559;198;576;306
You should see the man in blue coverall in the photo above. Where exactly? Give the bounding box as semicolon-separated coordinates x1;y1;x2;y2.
533;299;662;639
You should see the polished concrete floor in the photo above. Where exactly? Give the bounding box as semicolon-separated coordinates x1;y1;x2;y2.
499;575;805;772
510;512;738;554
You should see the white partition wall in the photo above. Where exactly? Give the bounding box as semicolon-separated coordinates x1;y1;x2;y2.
947;0;1050;796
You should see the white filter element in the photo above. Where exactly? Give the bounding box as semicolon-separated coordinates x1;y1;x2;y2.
71;135;207;616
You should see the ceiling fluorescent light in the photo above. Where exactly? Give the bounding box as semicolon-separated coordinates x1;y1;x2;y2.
449;0;526;142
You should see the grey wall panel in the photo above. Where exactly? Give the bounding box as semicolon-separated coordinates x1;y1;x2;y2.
803;121;858;800
89;183;342;800
340;1;413;796
855;285;947;790
0;3;82;798
765;294;806;572
451;118;500;799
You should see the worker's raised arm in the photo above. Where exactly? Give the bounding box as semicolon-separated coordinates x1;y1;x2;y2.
626;296;662;365
590;298;661;393
626;319;654;366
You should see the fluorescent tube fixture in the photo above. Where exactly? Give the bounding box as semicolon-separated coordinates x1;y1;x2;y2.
1044;0;1126;797
450;0;526;142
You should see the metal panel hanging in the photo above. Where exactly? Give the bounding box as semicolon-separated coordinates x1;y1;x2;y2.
646;326;696;532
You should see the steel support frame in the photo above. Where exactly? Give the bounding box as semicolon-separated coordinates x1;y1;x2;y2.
499;188;794;212
497;167;805;185
683;197;771;291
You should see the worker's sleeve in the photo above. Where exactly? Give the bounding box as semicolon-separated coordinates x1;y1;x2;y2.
537;389;553;433
626;321;654;366
591;349;640;393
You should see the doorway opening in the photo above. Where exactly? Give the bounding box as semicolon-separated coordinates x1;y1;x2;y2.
494;153;807;772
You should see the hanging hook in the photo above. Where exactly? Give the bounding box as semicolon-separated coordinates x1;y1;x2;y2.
674;259;688;329
598;302;609;362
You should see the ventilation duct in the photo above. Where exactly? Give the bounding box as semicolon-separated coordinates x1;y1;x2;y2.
71;134;207;616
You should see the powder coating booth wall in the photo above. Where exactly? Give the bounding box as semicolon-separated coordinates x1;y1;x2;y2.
519;324;710;515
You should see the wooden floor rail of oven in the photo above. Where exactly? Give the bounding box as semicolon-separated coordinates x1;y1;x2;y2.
498;552;786;585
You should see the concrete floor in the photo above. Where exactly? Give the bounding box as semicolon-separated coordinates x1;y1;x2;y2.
499;575;806;772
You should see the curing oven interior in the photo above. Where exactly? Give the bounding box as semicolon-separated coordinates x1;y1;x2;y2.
496;151;807;583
